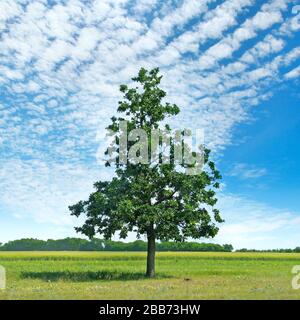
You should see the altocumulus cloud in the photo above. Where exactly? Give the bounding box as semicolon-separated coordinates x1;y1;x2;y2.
0;0;299;246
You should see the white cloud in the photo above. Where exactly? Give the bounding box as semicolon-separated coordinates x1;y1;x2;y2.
171;0;255;55
198;0;289;70
284;65;300;79
229;163;267;179
215;194;300;249
241;35;285;63
0;0;299;244
131;0;158;16
0;158;103;225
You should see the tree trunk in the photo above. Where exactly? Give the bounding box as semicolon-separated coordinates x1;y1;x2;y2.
146;229;156;278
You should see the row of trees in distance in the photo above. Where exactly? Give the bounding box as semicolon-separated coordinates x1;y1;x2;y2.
0;238;233;252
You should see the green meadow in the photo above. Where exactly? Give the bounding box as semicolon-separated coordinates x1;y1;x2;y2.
0;251;300;300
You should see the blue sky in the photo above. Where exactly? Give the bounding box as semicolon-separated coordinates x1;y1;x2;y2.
0;0;300;249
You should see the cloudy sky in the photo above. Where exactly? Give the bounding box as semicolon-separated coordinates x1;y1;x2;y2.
0;0;299;249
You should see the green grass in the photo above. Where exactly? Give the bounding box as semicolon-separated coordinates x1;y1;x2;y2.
0;251;300;299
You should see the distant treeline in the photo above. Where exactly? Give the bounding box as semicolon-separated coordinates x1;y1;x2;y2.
236;248;300;253
0;238;233;252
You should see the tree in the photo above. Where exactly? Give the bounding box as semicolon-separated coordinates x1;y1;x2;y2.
69;67;223;277
223;244;234;252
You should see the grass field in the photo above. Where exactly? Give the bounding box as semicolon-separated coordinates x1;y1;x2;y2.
1;251;300;299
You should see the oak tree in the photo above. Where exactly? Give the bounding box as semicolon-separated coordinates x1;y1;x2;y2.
69;68;223;278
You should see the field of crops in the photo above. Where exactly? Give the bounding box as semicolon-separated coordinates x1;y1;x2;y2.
0;251;300;299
